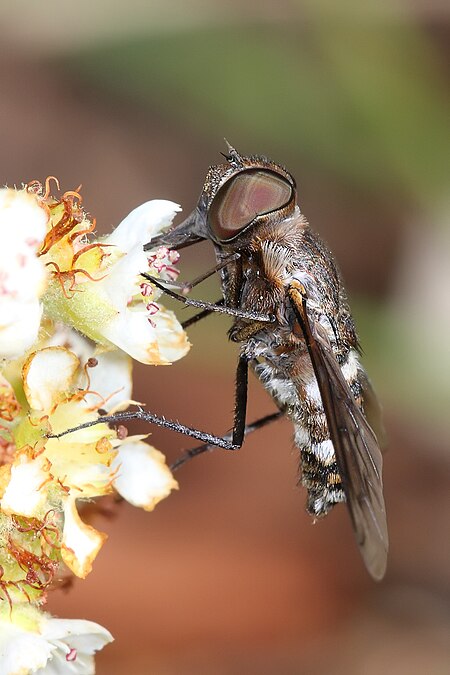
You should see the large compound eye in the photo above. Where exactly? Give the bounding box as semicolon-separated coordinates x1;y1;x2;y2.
208;169;292;241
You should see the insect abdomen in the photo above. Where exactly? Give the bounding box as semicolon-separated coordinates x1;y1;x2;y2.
253;343;362;518
297;436;345;517
294;408;346;517
253;356;345;516
295;347;362;517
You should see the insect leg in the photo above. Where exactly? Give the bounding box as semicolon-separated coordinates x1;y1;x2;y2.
171;411;283;470
49;355;250;452
181;300;223;329
142;273;275;323
157;254;239;293
233;352;249;445
48;409;240;448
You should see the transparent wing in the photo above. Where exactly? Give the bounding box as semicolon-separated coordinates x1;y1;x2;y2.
289;288;388;580
359;370;387;452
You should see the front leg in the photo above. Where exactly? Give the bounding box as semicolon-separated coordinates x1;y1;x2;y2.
181;300;223;329
142;273;275;324
151;254;239;293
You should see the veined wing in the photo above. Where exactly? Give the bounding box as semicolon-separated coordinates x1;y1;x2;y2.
288;284;388;580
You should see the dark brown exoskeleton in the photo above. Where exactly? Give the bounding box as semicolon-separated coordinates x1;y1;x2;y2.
54;146;388;579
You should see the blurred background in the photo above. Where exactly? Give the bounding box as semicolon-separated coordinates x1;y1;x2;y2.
1;0;449;672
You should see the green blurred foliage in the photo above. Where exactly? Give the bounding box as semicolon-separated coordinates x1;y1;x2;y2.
68;15;448;206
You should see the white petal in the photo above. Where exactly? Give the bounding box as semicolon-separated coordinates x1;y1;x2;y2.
23;347;80;412
0;451;50;518
84;349;132;412
45;400;113;447
0;253;47;305
46;326;94;365
0;622;54;675
42;617;113;653
0;188;48;247
61;498;107;578
0;612;112;675
150;306;191;364
0;189;48;300
103;304;190;365
0;299;43;360
46;328;133;412
95;233;190;364
36;617;113;675
105;200;181;252
112;440;178;511
0;192;48;362
98;239;147;310
61;200;189;364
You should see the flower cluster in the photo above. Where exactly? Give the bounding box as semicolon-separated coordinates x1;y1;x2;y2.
0;181;189;673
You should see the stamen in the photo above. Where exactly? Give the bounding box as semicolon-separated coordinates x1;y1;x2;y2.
62;189;83;205
43;176;60;199
164;266;180;281
146;302;159;316
140;282;154;298
66;648;77;662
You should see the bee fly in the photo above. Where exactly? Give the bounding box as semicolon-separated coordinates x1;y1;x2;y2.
54;145;388;579
140;145;388;580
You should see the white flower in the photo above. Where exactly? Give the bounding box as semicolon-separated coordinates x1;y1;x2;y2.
0;183;190;367
0;189;48;360
41;196;190;365
0;606;112;675
1;345;178;579
95;200;190;365
0;179;187;662
1;347;117;578
45;326;133;413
